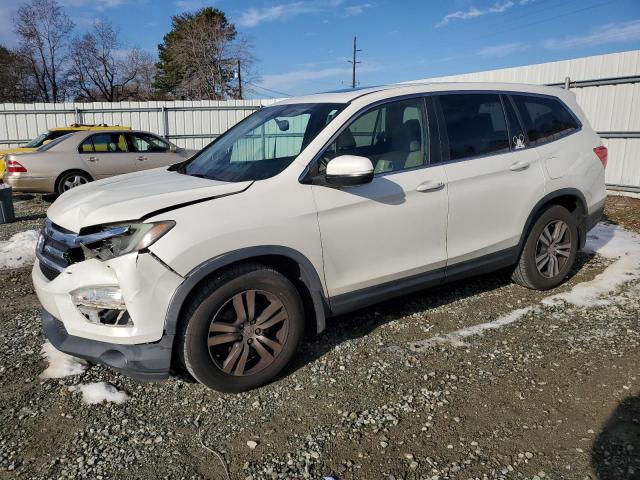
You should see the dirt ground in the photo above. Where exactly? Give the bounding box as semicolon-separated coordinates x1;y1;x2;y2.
0;194;639;480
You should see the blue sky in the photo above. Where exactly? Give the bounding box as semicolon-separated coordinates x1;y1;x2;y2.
1;0;639;97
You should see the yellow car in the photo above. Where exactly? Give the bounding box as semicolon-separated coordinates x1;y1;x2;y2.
0;124;131;177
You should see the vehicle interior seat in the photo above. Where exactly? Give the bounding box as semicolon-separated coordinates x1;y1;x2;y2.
373;119;424;173
117;135;128;152
335;128;357;154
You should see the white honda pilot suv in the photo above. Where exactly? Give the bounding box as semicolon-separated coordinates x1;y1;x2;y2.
34;83;607;392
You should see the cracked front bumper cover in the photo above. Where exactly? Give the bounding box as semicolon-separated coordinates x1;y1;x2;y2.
41;309;173;381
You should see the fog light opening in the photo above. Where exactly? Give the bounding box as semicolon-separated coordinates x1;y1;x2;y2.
78;307;133;327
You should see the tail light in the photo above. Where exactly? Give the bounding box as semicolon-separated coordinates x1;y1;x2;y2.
7;159;28;173
593;146;608;168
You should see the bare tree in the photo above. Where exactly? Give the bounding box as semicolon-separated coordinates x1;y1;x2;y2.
0;45;39;102
155;7;255;100
14;0;74;102
68;20;156;102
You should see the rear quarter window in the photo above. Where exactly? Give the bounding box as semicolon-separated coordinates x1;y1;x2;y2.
511;94;580;146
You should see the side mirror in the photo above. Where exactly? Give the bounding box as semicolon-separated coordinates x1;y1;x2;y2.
169;144;178;153
275;118;290;131
325;155;374;187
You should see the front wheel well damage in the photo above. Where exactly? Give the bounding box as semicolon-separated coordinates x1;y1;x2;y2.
172;254;325;346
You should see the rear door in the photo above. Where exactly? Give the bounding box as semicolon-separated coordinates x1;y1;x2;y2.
435;92;545;270
128;132;179;170
78;133;136;179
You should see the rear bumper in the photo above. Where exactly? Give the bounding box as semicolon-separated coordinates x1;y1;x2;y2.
42;309;173;381
3;174;55;193
579;199;604;249
586;199;605;232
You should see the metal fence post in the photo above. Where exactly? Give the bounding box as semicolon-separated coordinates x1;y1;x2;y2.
74;107;83;124
162;106;169;139
564;76;571;89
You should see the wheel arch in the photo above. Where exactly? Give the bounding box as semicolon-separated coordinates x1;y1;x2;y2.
54;168;94;193
164;246;329;341
519;188;588;253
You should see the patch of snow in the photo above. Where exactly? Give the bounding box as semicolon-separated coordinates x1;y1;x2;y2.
543;222;640;307
408;222;640;351
39;341;88;379
0;230;39;269
410;307;535;351
69;382;129;405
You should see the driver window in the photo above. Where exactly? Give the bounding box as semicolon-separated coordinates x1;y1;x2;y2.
320;98;428;175
129;133;169;152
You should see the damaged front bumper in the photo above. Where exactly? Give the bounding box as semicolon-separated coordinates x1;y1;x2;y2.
33;249;184;380
41;309;173;381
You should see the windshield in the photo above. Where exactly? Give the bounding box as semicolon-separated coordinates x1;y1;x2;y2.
182;103;345;182
37;133;72;151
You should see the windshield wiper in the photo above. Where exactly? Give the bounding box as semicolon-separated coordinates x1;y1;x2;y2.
190;172;222;181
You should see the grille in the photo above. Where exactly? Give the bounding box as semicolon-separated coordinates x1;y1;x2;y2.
36;219;83;281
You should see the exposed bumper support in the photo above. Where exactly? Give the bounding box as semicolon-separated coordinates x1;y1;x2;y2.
41;309;173;381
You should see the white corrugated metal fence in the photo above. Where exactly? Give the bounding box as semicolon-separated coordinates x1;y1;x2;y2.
0;99;278;151
411;50;640;192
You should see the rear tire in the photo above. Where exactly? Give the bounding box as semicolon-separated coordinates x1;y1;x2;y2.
56;170;92;194
177;263;304;392
512;205;579;290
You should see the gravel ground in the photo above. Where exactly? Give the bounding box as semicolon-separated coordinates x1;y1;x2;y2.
1;193;639;480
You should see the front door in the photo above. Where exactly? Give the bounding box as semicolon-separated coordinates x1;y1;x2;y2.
128;132;179;170
311;97;449;303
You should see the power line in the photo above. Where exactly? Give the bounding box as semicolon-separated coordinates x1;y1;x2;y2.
465;0;618;42
244;81;292;98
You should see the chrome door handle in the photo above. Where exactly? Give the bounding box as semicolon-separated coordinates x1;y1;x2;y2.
88;156;98;162
510;161;530;171
416;180;445;193
136;156;147;161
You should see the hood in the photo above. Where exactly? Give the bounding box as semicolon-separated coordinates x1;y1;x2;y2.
47;167;252;233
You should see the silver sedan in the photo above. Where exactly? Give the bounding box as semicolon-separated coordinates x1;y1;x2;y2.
3;130;197;194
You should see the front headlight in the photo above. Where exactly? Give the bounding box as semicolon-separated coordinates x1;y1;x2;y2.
79;221;175;261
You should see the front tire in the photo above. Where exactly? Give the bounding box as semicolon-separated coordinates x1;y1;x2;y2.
512;205;579;290
178;264;304;392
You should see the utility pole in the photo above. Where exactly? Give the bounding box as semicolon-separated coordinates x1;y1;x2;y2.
348;36;361;89
237;59;243;99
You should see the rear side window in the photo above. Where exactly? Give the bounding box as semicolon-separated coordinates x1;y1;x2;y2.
511;94;579;146
437;93;509;161
79;133;128;153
